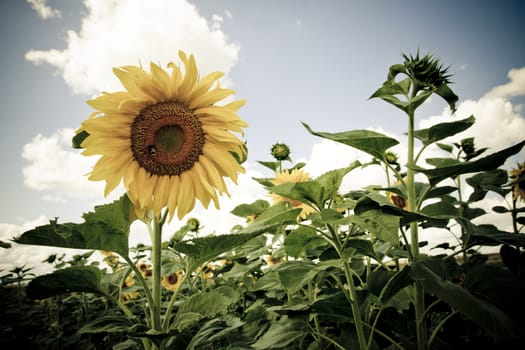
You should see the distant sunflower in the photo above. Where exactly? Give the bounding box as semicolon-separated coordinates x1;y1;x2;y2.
161;271;184;292
510;162;525;202
78;51;248;220
270;169;316;219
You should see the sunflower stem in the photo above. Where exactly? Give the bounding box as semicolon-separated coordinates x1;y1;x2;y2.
150;214;163;332
407;90;427;350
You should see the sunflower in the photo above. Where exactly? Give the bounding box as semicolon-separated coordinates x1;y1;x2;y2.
78;51;248;220
269;169;316;219
161;271;184;292
510;162;525;202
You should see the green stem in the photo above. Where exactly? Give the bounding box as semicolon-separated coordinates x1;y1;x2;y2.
427;310;458;348
150;215;163;332
162;273;188;330
326;224;367;350
122;255;156;326
407;101;427;350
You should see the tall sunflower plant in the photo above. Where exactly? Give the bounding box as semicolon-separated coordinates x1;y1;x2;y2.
13;51;525;349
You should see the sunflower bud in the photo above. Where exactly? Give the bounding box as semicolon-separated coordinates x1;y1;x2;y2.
271;143;291;161
385;152;399;165
402;51;452;90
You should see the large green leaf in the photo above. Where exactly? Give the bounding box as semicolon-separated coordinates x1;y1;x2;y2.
456;218;525;248
14;195;132;256
410;259;520;337
26;266;107;299
251;317;307;349
82;194;134;234
303;122;399;160
172;289;236;331
417;140;525;185
14;220;129;256
315;163;360;204
413;115;475;145
276;261;322;294
347;209;400;244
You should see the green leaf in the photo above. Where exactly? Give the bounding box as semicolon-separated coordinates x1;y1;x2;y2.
14;220;129;256
72;130;90;149
435;83;459;113
276;261;321;293
303;122;399;160
343;239;378;260
79;316;135;334
269;181;322;208
424;186;457;199
436;142;454;153
466;169;509;201
26;266;106;299
257;161;280;171
413;115;475;145
457;218;525;248
83;194;134;234
410;259;520;337
14;195;132;256
231;199;270;218
315;163;360;204
172;290;235;331
284;227;326;258
348;209;400;244
252;317;306;349
419;201;458;219
418;140;525;185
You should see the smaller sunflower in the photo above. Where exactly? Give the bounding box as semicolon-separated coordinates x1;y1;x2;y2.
121;274;139;302
388;191;408;210
510;162;525;202
137;261;152;278
269;169;316;219
161;271;184;292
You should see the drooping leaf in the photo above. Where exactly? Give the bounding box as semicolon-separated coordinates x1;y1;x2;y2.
413;115;474;146
303;122;399;160
251;317;307;349
79;316;135;334
466;169;509;201
457;218;525;248
418;140;525;185
14;195;132;256
435;83;459;113
26;266;107;300
410;259;520;337
14;220;129;256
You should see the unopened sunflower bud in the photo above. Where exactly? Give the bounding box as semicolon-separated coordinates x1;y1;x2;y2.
385;152;399;165
271;143;291;161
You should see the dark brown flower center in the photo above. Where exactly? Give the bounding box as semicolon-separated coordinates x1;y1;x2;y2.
131;102;205;176
167;273;179;285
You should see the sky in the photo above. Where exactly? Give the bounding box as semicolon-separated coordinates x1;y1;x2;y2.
0;0;524;274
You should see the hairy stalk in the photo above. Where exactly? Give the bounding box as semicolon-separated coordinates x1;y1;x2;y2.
326;224;367;350
407;98;427;350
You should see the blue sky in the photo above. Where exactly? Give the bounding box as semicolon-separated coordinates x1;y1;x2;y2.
1;0;524;272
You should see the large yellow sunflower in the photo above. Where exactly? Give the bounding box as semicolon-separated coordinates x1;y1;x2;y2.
270;169;316;219
78;51;248;220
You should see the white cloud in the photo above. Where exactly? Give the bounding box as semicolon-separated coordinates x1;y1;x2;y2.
26;0;61;20
484;67;525;99
25;0;240;95
22;128;103;200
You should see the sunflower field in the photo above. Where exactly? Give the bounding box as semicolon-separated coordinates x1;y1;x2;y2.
2;51;525;350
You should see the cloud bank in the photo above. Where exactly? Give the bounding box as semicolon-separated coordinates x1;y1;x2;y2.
25;0;239;95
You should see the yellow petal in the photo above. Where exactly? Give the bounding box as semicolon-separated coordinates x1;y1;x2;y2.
152;175;171;217
177;172;196;220
189;88;234;109
198;156;228;195
167;175;181;221
167;62;182;97
112;66;148;97
177;53;198;102
87;92;130;114
188;71;224;102
150;62;172;99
